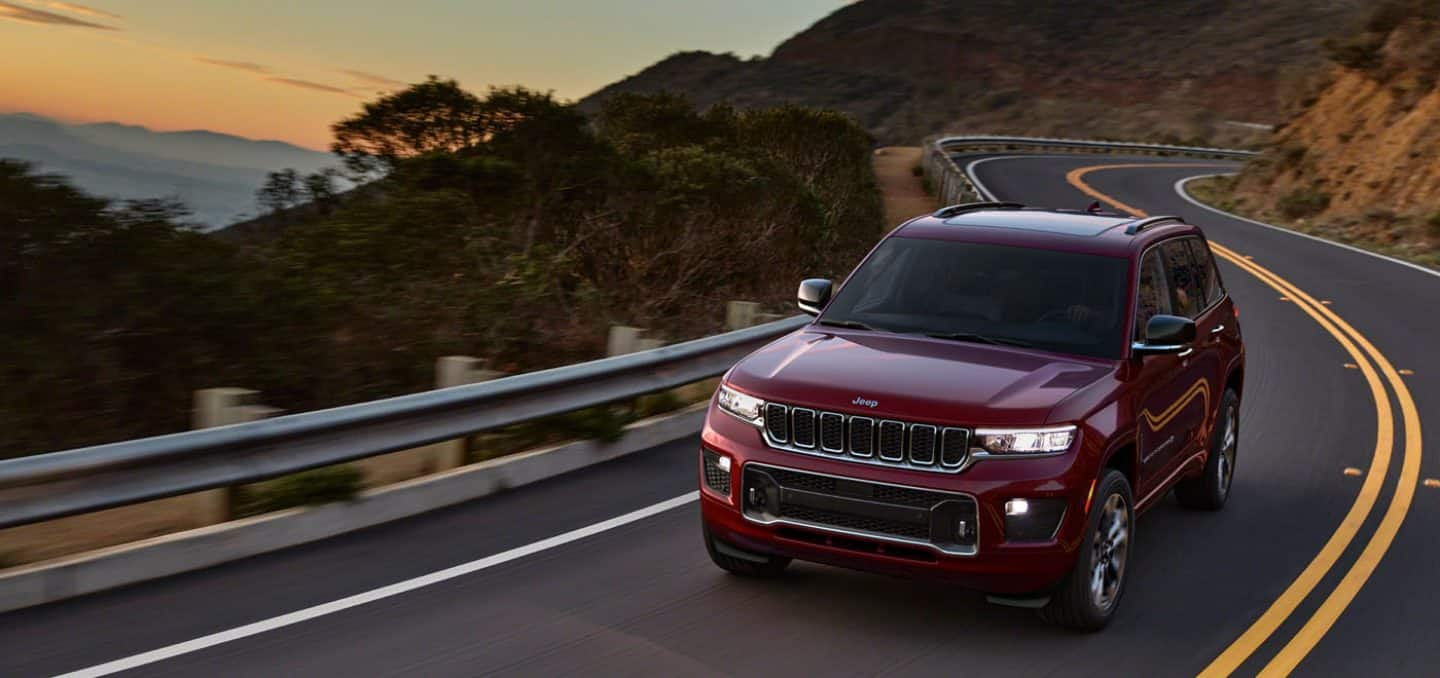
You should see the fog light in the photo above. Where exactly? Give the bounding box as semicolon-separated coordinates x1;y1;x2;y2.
717;455;731;473
1003;498;1067;543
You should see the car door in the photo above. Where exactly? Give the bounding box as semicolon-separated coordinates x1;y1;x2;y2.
1132;241;1211;496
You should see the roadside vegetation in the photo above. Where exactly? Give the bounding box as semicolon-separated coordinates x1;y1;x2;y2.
0;80;882;458
1189;0;1440;271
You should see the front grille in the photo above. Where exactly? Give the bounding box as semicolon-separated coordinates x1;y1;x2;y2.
743;463;978;555
702;450;731;495
760;402;972;473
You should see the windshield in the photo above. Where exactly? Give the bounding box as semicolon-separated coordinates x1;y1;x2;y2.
819;237;1130;359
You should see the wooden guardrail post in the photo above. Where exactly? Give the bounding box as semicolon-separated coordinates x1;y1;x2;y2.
191;388;282;524
428;356;502;471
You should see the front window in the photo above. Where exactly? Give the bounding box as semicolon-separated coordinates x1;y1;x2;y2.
819;237;1131;359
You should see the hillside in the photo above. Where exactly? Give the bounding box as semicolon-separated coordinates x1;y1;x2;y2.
584;0;1369;146
1209;1;1440;266
0;113;337;227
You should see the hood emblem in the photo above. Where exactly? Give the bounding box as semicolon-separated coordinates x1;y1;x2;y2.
852;396;879;408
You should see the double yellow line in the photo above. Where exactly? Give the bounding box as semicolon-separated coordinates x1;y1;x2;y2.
1068;165;1423;676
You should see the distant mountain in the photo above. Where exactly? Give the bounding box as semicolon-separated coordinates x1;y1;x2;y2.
583;0;1371;146
0;113;338;228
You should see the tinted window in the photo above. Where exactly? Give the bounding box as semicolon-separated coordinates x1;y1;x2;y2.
820;238;1130;359
1135;249;1171;341
1160;239;1205;319
1186;238;1224;307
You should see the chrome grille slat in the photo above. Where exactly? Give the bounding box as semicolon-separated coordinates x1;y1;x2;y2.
909;424;937;465
764;404;788;443
819;412;845;453
941;427;970;468
791;408;817;448
757;401;971;474
878;420;905;461
848;417;874;458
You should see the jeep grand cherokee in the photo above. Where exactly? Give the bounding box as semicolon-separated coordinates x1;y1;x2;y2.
698;202;1244;631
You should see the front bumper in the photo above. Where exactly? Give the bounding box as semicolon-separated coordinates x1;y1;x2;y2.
700;405;1101;595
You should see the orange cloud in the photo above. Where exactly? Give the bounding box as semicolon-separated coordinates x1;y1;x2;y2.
23;0;120;21
196;57;272;74
0;0;116;29
268;76;359;97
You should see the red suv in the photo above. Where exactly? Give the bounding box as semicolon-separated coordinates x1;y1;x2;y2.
699;203;1244;630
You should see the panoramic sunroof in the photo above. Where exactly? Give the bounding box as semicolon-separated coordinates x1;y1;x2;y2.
943;210;1131;237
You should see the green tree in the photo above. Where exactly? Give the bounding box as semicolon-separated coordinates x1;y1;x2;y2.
331;76;485;176
257;168;301;215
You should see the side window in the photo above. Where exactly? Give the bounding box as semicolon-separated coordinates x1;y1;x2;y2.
1134;249;1172;340
1186;238;1225;307
1160;239;1205;319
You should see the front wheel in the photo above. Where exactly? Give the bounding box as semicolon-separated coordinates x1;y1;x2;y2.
1176;388;1239;510
1041;469;1133;631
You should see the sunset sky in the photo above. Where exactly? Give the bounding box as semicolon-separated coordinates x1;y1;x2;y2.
1;1;844;150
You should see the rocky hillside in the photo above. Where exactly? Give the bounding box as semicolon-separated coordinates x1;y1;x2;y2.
583;0;1368;146
1231;1;1440;222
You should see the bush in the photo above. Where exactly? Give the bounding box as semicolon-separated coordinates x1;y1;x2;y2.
1277;187;1332;219
1426;211;1440;237
911;164;924;177
239;466;363;516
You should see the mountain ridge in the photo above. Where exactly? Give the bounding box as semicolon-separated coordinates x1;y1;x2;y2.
583;0;1370;145
0;113;337;227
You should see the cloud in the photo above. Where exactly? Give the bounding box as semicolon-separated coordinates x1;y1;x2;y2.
0;0;117;29
342;69;406;90
24;0;120;21
196;57;272;75
268;76;359;97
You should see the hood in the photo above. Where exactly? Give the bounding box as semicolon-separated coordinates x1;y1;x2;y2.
726;328;1116;427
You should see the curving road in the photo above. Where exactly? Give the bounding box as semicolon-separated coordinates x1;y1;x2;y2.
3;155;1436;677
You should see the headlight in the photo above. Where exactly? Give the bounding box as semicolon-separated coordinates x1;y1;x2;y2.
717;384;764;424
974;425;1077;455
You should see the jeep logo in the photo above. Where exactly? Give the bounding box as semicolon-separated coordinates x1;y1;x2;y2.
852;396;879;408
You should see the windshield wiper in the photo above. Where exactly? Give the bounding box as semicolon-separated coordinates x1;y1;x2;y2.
923;331;1034;348
816;319;884;332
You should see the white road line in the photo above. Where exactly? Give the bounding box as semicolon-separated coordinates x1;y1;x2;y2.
58;492;699;678
1174;174;1440;281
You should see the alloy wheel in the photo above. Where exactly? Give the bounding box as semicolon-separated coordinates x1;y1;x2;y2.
1089;493;1130;611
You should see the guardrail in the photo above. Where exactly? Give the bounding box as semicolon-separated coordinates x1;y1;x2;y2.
921;135;1258;206
0;316;809;529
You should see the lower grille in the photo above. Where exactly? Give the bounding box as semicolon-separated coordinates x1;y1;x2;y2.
780;505;929;540
742;463;978;555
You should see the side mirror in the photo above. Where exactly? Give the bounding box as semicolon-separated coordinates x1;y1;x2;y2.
1132;314;1196;355
797;278;833;316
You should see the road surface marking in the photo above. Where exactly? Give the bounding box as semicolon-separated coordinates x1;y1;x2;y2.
1173;174;1424;675
58;492;699;678
1344;468;1364;477
1059;163;1418;676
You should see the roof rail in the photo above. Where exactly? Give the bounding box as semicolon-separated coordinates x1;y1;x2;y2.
1124;215;1184;235
932;201;1025;219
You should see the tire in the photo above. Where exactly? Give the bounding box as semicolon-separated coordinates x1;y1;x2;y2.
1176;388;1239;511
704;525;791;578
1041;469;1133;631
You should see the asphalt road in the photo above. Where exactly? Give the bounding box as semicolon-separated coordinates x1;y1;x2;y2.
3;155;1436;677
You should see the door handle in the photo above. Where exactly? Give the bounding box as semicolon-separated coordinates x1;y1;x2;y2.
1177;347;1194;358
1210;324;1226;336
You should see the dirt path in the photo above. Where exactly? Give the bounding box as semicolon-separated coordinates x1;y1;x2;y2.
872;146;936;231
